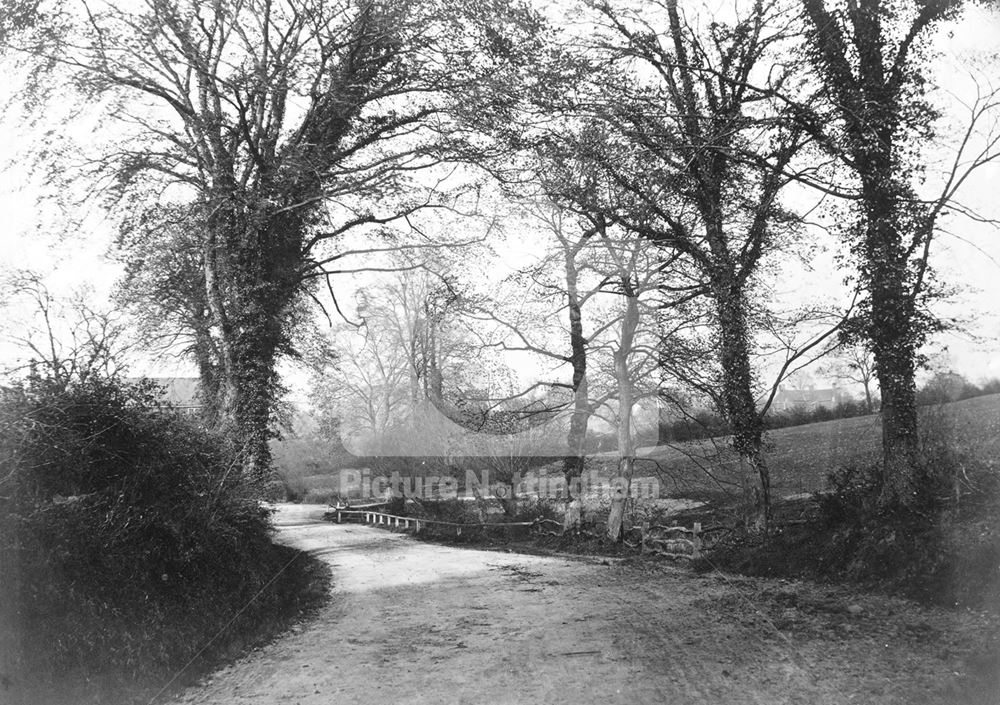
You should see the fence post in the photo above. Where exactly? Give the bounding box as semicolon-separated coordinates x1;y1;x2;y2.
457;525;462;537
336;510;342;524
692;522;702;559
415;519;421;534
394;516;400;529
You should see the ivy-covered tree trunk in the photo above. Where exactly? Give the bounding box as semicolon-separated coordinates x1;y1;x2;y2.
860;170;920;504
15;0;540;486
713;274;770;530
202;191;304;480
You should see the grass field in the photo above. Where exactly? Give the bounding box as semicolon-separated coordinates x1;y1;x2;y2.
592;393;1000;502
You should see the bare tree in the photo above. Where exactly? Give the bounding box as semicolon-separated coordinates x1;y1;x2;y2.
469;201;612;488
309;325;410;452
2;272;134;389
820;345;878;414
590;223;673;540
310;263;491;456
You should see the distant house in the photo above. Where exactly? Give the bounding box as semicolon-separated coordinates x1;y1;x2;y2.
770;386;849;413
137;377;203;416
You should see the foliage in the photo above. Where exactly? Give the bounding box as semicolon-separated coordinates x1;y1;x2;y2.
0;375;327;702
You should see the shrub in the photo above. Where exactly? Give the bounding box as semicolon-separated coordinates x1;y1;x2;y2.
0;376;323;702
808;434;999;605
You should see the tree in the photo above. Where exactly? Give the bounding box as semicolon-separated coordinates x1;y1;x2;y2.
918;369;970;405
8;0;532;477
310;264;489;456
797;0;1000;504
1;272;134;390
549;211;599;487
591;222;675;540
309;324;410;455
821;344;878;413
480;191;695;536
469;201;608;489
528;0;809;528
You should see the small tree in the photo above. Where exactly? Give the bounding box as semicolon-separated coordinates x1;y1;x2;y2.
2;272;134;389
821;345;879;414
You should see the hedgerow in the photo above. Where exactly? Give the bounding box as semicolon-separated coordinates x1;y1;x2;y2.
0;375;327;704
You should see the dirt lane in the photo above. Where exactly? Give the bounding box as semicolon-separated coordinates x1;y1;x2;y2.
165;504;994;705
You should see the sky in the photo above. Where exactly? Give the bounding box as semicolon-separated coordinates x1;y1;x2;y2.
1;1;999;392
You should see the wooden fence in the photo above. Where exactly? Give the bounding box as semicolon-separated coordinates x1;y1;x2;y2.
329;506;725;559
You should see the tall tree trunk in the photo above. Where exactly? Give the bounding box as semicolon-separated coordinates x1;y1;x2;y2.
714;277;771;530
200;197;301;481
862;379;874;415
562;244;590;490
861;168;920;506
608;284;639;541
798;0;953;509
870;304;919;505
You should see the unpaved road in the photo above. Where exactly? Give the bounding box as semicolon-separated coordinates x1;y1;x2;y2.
168;504;997;705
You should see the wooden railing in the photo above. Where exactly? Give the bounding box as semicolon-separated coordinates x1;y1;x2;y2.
330;508;536;536
329;506;725;558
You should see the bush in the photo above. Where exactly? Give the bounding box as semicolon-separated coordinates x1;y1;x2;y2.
707;438;1000;610
0;376;325;703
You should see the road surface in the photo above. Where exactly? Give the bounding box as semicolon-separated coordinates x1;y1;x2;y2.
165;504;994;705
